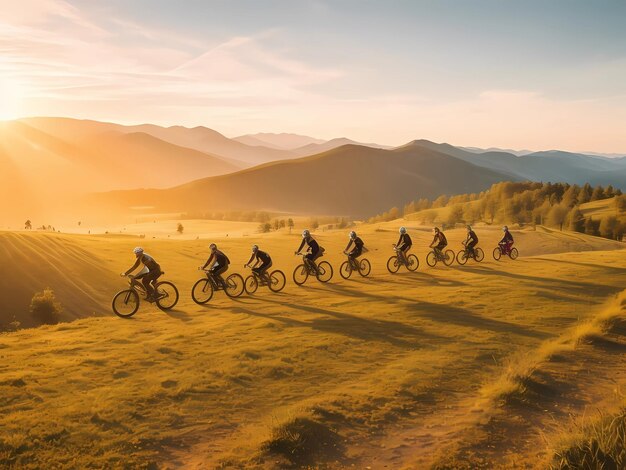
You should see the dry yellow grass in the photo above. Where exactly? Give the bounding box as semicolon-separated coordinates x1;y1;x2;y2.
1;222;625;468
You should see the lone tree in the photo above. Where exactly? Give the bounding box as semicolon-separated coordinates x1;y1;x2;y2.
287;218;294;233
259;222;272;233
30;288;63;325
24;220;32;230
177;223;184;234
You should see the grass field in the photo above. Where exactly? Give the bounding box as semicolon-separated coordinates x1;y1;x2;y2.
1;221;625;468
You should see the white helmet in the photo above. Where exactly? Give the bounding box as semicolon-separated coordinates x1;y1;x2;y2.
133;247;144;255
349;231;356;239
302;229;310;238
399;227;407;234
252;244;258;252
503;225;509;232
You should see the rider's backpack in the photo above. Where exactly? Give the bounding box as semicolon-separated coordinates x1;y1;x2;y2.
318;246;326;257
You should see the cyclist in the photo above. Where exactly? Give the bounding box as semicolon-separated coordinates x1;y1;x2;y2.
295;229;322;272
344;231;365;264
201;243;230;287
463;225;479;257
122;247;161;302
244;245;272;278
499;226;514;254
429;227;448;258
394;227;412;264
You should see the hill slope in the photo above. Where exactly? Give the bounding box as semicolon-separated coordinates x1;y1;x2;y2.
93;144;516;218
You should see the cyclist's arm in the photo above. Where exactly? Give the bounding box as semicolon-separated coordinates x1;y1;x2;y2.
345;240;353;251
245;253;255;266
296;239;306;253
124;258;141;276
202;254;215;269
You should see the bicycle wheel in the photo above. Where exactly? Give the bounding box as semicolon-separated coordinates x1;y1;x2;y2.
509;248;519;260
426;251;437;267
387;256;400;273
443;250;455;266
192;278;213;304
269;270;286;292
358;259;372;277
293;264;309;286
155;281;179;311
244;275;258;294
339;261;352;279
493;247;502;261
112;289;140;318
456;250;468;265
225;273;245;298
474;248;485;262
406;254;419;271
316;261;333;283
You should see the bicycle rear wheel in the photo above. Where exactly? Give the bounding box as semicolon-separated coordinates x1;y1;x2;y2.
358;259;372;277
112;289;139;318
406;254;419;271
293;264;309;286
509;248;519;260
474;248;485;262
192;278;213;304
493;247;502;260
387;256;400;273
225;273;245;298
316;261;333;283
244;275;258;294
456;250;468;265
443;250;455;266
426;251;437;267
339;261;352;279
155;281;179;311
269;270;286;292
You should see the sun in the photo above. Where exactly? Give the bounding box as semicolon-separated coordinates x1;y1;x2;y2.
0;77;26;120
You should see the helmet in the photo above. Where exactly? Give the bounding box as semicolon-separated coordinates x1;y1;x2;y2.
466;225;472;231
349;231;356;239
133;247;144;255
209;243;217;251
503;225;508;232
399;227;407;234
433;227;440;233
252;244;258;252
302;229;310;238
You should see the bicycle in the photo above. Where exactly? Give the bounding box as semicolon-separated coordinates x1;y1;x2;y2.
192;268;245;304
387;245;419;273
293;253;333;285
244;265;287;294
340;252;372;279
456;244;485;265
426;247;455;267
493;244;519;261
112;274;179;318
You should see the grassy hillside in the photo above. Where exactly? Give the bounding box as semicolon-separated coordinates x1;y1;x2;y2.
0;225;625;468
93;144;514;218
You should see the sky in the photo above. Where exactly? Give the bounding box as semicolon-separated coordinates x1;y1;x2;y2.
1;0;625;153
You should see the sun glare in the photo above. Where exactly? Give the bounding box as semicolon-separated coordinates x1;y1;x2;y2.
0;78;25;120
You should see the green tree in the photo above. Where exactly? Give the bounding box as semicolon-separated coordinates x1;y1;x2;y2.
599;215;618;239
259;223;272;233
447;204;464;226
567;206;585;232
30;288;62;325
547;203;569;230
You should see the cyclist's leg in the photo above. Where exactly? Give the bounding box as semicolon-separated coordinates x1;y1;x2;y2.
142;272;156;298
401;247;410;264
306;253;318;273
258;260;272;281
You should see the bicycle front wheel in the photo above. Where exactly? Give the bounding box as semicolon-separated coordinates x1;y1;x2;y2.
493;247;502;261
339;261;352;279
155;281;179;311
387;256;400;273
112;289;139;318
192;278;213;304
358;259;372;277
293;264;309;286
456;250;468;265
244;275;258;295
225;273;245;298
443;250;455;266
406;254;419;271
269;270;286;292
316;261;333;283
426;251;437;267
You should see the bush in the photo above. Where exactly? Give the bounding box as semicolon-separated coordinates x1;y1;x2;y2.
176;223;184;234
30;288;63;325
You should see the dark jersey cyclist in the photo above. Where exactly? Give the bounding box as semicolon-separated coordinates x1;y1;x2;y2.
394;226;412;262
344;231;365;260
202;243;230;284
295;229;321;264
464;225;479;253
499;226;514;252
123;247;161;301
245;245;272;276
430;227;448;254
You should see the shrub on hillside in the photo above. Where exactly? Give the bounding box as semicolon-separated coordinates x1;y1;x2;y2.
30;288;63;325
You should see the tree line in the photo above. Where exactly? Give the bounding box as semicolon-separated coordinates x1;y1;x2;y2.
368;182;626;241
